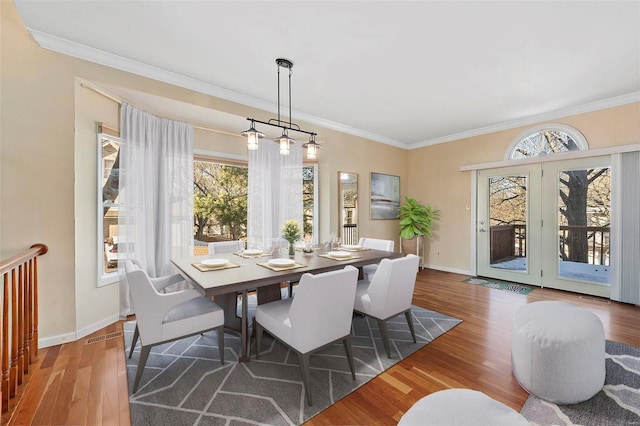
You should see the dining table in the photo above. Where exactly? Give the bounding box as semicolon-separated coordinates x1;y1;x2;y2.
171;247;402;361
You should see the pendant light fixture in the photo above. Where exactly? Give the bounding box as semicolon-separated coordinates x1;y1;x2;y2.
240;120;264;151
242;58;321;159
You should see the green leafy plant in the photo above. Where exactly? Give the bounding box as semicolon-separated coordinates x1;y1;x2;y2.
282;220;302;244
398;197;440;239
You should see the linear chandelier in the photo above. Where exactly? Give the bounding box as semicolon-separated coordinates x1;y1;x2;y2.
241;58;322;159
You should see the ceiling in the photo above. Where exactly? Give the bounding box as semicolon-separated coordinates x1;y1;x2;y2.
15;1;640;149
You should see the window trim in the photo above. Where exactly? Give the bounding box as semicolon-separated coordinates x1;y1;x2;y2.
504;123;589;160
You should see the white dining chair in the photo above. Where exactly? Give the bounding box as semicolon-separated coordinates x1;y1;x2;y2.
127;260;189;359
208;240;243;255
124;260;225;393
358;237;395;280
255;266;359;406
353;254;420;358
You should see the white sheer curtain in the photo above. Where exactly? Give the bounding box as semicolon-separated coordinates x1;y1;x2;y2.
118;103;194;317
610;151;640;304
247;140;303;248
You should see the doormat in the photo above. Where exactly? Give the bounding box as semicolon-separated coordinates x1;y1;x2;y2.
463;277;533;295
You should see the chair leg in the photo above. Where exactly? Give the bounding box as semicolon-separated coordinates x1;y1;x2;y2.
255;321;264;359
377;319;392;359
404;310;416;343
342;336;356;380
132;345;151;393
217;326;225;364
297;352;313;406
128;324;139;359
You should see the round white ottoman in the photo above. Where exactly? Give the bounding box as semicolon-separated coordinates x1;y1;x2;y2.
398;389;529;426
511;301;605;404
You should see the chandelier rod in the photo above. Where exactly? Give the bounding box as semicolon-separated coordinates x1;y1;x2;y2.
288;66;292;128
246;117;316;137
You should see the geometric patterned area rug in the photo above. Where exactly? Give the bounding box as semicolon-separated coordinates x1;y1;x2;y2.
520;340;640;426
463;277;533;295
124;304;462;425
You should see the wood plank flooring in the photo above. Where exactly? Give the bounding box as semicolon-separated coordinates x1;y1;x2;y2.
4;269;639;425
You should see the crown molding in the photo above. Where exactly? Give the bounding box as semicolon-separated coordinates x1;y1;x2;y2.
411;91;640;149
28;29;408;148
27;30;639;152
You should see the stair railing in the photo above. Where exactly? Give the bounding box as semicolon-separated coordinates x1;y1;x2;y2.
0;243;47;414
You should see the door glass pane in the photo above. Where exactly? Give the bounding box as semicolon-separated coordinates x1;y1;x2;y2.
557;167;611;284
488;175;527;271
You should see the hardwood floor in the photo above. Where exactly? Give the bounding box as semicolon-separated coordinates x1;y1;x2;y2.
5;269;639;425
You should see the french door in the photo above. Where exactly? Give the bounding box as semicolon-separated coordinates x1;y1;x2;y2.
477;156;611;297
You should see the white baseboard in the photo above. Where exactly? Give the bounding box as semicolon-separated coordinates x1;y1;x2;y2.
38;314;120;348
422;263;472;276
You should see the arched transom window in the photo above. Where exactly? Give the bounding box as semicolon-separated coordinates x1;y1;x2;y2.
506;123;588;160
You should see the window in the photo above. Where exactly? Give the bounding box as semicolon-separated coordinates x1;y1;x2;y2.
193;158;319;255
506;124;588;160
98;132;121;285
193;159;249;255
303;164;318;242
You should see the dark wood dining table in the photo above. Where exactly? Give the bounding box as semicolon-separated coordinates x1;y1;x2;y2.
171;248;401;361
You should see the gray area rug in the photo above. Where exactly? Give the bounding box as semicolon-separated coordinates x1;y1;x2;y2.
521;340;640;426
124;299;462;425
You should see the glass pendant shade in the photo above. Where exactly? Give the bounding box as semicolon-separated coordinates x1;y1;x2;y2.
303;135;321;160
274;130;295;155
306;141;317;159
241;122;264;151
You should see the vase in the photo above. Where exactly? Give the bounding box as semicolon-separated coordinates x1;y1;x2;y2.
288;242;295;257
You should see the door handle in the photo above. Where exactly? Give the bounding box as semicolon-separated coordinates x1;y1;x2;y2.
478;228;487;232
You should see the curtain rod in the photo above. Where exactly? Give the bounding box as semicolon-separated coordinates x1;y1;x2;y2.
80;83;242;138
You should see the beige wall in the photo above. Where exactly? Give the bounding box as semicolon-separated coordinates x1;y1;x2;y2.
407;102;640;273
74;79;120;335
1;2;77;341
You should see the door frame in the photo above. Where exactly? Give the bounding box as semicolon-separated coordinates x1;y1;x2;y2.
540;156;611;297
476;164;542;286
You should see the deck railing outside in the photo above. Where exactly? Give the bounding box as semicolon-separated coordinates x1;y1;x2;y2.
342;224;358;246
0;243;47;415
490;225;610;266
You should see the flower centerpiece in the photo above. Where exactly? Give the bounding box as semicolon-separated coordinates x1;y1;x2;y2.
282;220;302;256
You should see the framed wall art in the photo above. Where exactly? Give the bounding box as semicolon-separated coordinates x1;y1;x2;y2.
370;172;400;220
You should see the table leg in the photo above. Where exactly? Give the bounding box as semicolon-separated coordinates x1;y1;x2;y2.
239;289;250;362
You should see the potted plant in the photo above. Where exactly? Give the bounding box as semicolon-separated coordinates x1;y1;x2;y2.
398;197;440;265
282;220;302;257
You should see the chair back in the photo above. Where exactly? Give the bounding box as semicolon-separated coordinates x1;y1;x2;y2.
358;237;395;252
366;254;419;319
288;266;359;353
124;259;165;343
208;240;242;255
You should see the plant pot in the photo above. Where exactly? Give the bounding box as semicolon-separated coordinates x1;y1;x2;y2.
400;235;425;269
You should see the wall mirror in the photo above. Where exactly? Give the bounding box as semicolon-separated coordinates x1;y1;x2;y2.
339;172;359;245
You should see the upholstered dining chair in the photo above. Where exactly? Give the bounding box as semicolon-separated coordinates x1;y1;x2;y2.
358;237;395;280
208;240;243;255
127;260;188;359
354;254;420;358
255;266;359;406
124;260;225;393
